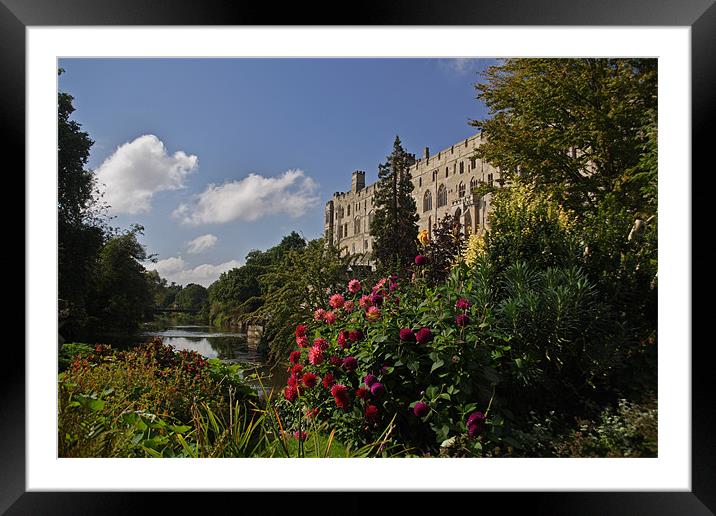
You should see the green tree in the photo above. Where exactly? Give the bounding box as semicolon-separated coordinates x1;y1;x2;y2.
85;226;153;334
471;58;657;216
58;70;107;318
369;136;419;274
175;283;208;311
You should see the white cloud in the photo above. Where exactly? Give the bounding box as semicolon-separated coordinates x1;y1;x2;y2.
438;58;494;76
147;256;242;287
173;169;319;225
186;234;218;254
95;134;198;214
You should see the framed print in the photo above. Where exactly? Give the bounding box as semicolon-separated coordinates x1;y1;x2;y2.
8;0;713;513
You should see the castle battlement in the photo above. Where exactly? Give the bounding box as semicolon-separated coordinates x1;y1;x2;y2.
324;132;500;265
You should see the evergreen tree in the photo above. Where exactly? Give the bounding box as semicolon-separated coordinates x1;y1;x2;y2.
369;136;419;274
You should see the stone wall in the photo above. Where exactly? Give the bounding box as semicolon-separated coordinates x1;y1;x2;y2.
324;132;502;265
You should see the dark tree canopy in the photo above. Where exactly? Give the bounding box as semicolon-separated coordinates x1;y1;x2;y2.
471;58;657;216
369;136;419;274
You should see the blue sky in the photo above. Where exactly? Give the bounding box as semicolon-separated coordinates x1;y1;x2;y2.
58;58;497;287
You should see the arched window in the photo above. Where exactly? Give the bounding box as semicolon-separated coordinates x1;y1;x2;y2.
354;217;361;234
458;181;465;198
470;176;478;192
465;210;472;236
437;184;448;207
423;190;432;212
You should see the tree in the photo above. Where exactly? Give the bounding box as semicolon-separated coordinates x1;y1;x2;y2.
58;70;107;316
85;226;153;334
369;136;419;274
471;58;657;217
175;283;208;311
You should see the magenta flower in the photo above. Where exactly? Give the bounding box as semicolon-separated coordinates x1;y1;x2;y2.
399;328;415;342
323;311;337;325
313;337;328;350
363;373;377;387
467;411;487;437
415;255;427;266
455;298;472;310
370;382;385;397
329;355;341;366
415;327;433;344
289;350;301;364
337;331;347;349
455;313;469;327
370;293;384;307
296;335;309;348
342;356;358;372
302;372;318;388
295;324;307;337
308;346;324;365
343;300;355;313
366;306;381;322
313;308;326;321
284;385;298;402
365;404;379;423
348;329;363;342
413;401;429;418
359;295;373;309
329;293;345;309
322;373;335;389
331;384;351;410
348;279;362;293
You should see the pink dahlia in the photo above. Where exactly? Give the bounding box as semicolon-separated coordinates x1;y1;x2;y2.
337;331;347;350
342;356;358;372
329;293;345;309
302;372;318;388
343;300;355;313
399;328;415;342
331;384;351;410
413;401;429;418
455;298;472;310
348;329;363;342
295;324;307;337
289;350;301;364
348;279;362;293
363;373;377;387
314;337;328;350
329;355;341;366
284;385;298;402
366;306;381;322
291;364;303;377
322;373;335;389
370;293;384;307
467;411;487;438
455;313;469;327
323;311;337;325
415;327;433;344
308;346;324;365
313;308;326;322
370;382;385;397
365;404;379;423
296;335;309;348
359;295;373;309
355;387;370;400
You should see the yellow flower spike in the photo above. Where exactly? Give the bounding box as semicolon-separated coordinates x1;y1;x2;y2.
418;229;430;246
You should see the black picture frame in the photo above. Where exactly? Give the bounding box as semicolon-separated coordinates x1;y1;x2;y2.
8;0;712;513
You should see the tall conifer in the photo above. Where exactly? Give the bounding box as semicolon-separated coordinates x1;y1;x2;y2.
370;136;419;274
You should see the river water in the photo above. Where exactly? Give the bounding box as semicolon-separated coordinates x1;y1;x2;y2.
142;325;288;395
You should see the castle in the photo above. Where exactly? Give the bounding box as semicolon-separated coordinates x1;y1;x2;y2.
324;132;503;264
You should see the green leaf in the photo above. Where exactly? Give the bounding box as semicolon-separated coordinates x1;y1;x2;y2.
430;359;444;373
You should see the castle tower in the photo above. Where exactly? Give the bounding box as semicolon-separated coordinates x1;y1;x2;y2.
351;170;365;193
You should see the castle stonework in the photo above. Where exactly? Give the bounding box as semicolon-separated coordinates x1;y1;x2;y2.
324;133;502;264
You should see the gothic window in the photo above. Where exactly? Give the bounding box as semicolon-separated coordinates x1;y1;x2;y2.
338;225;343;239
471;157;477;169
446;167;449;178
459;161;464;174
423;190;432;212
437;184;448;208
419;177;422;187
354;218;361;234
488;173;494;187
458;182;465;198
465;210;472;236
347;205;351;216
470;176;478;191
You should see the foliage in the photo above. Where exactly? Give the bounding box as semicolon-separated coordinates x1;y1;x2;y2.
554;395;658;457
174;283;208;311
206;232;307;327
369;136;420;275
84;225;154;335
58;72;108;329
418;214;466;286
471;58;658;216
58;342;95;372
253;238;355;363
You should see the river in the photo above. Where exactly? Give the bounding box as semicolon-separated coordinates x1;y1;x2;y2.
142;325;288;395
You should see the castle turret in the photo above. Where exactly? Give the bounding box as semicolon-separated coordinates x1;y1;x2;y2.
351;170;365;193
